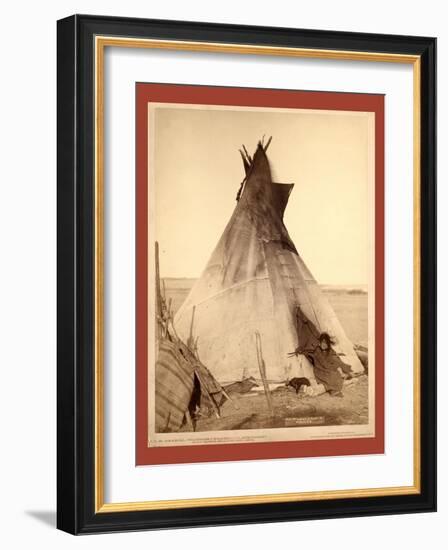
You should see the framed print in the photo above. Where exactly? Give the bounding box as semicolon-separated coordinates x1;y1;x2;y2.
57;15;436;534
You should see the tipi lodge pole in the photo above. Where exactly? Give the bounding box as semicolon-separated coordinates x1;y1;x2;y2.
255;332;274;417
194;369;221;419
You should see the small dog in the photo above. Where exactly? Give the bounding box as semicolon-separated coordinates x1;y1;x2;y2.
287;377;311;394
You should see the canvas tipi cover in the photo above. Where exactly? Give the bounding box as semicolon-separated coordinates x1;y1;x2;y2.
174;142;365;383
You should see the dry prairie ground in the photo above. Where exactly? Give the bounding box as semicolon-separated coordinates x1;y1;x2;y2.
180;375;369;433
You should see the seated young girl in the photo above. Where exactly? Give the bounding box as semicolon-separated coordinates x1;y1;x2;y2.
291;332;353;397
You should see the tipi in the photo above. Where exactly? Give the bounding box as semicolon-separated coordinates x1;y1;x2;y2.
174;140;365;383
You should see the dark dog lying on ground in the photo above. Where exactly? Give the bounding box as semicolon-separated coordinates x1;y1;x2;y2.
287;377;311;394
224;377;259;394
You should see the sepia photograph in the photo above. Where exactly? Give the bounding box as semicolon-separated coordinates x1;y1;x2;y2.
136;84;383;461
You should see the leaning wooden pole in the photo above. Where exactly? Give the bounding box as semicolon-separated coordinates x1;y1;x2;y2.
263;135;272;153
255;331;274;416
188;305;196;352
194;369;221;419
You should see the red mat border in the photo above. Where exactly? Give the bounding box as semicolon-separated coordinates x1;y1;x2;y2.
135;83;385;466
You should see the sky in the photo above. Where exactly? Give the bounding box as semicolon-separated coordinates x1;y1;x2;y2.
149;103;374;285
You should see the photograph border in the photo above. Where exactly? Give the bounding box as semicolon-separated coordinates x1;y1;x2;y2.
57;14;436;534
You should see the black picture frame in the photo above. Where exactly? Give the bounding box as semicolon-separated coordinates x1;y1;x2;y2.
57;14;436;534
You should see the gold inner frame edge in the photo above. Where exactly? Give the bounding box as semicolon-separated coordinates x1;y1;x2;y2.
94;35;421;513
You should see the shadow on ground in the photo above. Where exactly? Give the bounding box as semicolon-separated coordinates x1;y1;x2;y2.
26;510;56;528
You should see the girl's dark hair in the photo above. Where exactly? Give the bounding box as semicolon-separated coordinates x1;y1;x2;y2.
318;332;336;347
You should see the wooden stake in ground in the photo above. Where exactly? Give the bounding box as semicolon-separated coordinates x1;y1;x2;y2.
255;331;274;416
